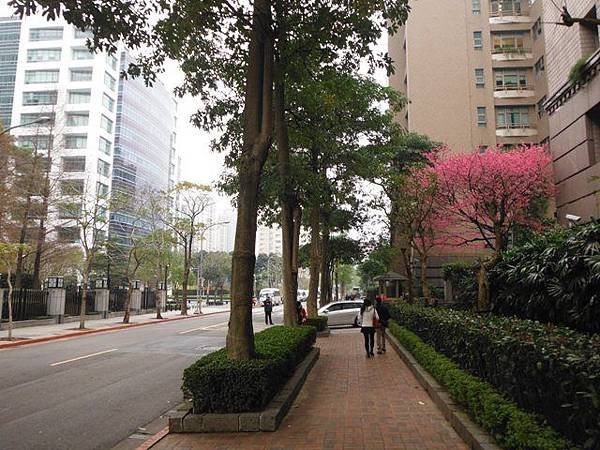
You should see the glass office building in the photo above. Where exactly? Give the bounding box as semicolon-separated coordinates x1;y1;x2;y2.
0;18;21;129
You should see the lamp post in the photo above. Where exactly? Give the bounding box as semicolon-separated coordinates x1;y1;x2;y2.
195;220;229;314
0;116;52;136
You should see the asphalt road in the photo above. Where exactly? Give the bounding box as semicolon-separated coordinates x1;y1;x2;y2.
0;306;282;450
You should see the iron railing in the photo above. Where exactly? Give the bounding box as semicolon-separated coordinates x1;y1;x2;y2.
141;289;157;310
64;287;96;316
1;289;48;321
109;288;127;312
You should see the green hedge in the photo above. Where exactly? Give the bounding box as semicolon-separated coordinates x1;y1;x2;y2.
389;303;599;449
304;316;328;331
388;322;570;450
183;326;316;414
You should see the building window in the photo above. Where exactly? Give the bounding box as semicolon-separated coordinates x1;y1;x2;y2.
475;68;485;87
72;48;94;60
106;54;118;71
490;0;522;17
58;202;82;219
29;27;63;42
70;68;93;82
104;72;116;91
68;89;91;104
62;156;86;172
494;68;528;90
532;17;542;39
492;32;526;54
537;95;547;118
100;115;113;133
20;113;54;127
99;137;112;155
27;48;61;63
18;135;52;150
57;226;79;243
24;69;59;84
473;31;483;49
534;56;545;77
97;181;109;196
66;112;89;127
97;159;111;177
22;90;57;105
472;0;481;14
60;179;85;196
496;106;530;129
64;134;88;149
74;28;93;40
102;93;115;112
477;107;487;127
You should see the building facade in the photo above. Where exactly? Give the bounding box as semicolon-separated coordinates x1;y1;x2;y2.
256;225;283;256
0;17;21;129
543;0;600;223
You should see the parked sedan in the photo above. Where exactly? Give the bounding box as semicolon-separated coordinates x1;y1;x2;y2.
318;301;363;327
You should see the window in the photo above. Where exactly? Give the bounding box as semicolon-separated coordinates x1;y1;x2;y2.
23;90;57;105
57;226;79;243
490;0;522;16
473;31;483;49
64;134;88;149
104;72;116;90
60;179;84;196
102;93;115;112
492;32;526;53
97;182;109;196
72;48;94;60
18;135;52;150
70;68;93;82
66;112;89;127
58;202;82;219
29;27;63;42
68;89;91;104
535;56;545;76
106;54;118;71
477;107;487;127
74;28;93;40
472;0;481;14
99;137;112;155
325;304;343;312
100;115;113;133
24;69;59;84
27;48;61;62
475;68;485;87
537;95;547;118
97;159;111;177
20;113;54;127
532;17;542;39
62;156;86;172
494;68;528;90
496;106;530;128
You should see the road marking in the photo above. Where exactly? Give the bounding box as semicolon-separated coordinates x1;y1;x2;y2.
50;348;119;367
178;321;229;334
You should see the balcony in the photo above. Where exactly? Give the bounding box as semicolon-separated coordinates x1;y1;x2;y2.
495;123;538;137
491;46;532;61
494;84;535;98
490;9;531;24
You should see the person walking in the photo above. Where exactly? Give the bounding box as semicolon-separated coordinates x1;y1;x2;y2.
264;296;273;325
375;296;390;354
359;298;379;358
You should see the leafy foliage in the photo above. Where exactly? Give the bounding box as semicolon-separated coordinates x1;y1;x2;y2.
388;322;571;450
182;326;316;413
442;261;478;307
304;316;328;332
389;302;600;449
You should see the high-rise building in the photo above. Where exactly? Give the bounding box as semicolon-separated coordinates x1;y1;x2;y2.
389;0;549;152
543;0;600;223
0;17;21;129
256;225;283;256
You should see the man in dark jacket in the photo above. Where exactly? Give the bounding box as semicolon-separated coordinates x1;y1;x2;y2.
375;297;391;354
264;297;273;325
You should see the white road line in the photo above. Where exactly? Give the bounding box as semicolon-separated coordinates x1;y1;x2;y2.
178;321;229;334
50;348;119;367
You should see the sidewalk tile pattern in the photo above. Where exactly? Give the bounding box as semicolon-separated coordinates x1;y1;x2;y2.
154;330;468;450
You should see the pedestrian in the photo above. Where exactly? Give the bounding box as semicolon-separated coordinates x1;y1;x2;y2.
375;296;390;354
264;296;273;325
296;301;307;325
359;298;379;358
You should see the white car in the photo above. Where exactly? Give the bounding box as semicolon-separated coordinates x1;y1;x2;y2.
318;301;363;327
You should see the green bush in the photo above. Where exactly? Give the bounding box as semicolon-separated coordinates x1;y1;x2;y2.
183;326;316;414
304;316;328;331
389;302;599;448
388;322;570;450
568;54;592;84
442;261;478;307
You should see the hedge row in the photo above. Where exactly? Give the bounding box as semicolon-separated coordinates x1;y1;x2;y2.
389;303;600;449
182;326;316;414
304;316;328;331
388;322;570;450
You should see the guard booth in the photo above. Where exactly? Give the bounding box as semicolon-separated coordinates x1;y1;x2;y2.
373;272;408;300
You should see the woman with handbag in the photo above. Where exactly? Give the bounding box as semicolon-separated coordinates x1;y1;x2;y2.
359;299;379;358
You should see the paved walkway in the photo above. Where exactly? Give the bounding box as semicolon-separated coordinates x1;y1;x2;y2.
153;330;468;450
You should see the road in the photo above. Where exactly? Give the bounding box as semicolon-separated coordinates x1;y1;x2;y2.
0;306;281;450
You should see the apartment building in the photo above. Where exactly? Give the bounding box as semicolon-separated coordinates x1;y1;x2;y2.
256;225;283;256
543;0;600;223
389;0;549;152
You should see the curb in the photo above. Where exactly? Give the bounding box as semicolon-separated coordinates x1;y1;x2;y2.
0;310;230;350
387;332;500;450
168;347;320;433
134;426;169;450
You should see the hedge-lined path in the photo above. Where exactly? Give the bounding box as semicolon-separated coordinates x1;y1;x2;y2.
153;329;468;450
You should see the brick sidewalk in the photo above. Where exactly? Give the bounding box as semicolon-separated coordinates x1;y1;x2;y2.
153;330;468;450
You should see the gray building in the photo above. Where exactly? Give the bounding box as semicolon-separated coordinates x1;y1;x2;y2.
0;18;21;129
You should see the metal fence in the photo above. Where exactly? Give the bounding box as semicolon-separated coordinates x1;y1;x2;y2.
64;287;96;316
1;289;48;322
109;288;127;312
141;289;157;310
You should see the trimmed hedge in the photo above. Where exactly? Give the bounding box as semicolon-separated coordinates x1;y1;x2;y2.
183;326;316;414
304;316;328;331
388;322;570;450
390;303;599;449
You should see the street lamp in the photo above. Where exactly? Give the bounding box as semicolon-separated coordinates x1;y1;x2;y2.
196;220;230;314
0;116;52;136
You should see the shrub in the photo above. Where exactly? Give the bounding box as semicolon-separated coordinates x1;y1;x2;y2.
304;316;328;332
442;261;478;306
389;302;600;448
183;326;316;414
568;54;592;84
490;220;600;333
388;322;570;450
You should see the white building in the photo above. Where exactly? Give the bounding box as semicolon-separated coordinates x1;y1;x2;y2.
194;199;236;253
256;224;282;256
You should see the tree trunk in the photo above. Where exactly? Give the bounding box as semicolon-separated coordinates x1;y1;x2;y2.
334;262;339;302
14;194;33;290
307;205;320;318
420;254;430;304
319;228;330;308
79;272;88;329
226;0;273;360
476;261;490;312
181;260;189;316
123;280;132;323
400;247;414;302
32;147;52;289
